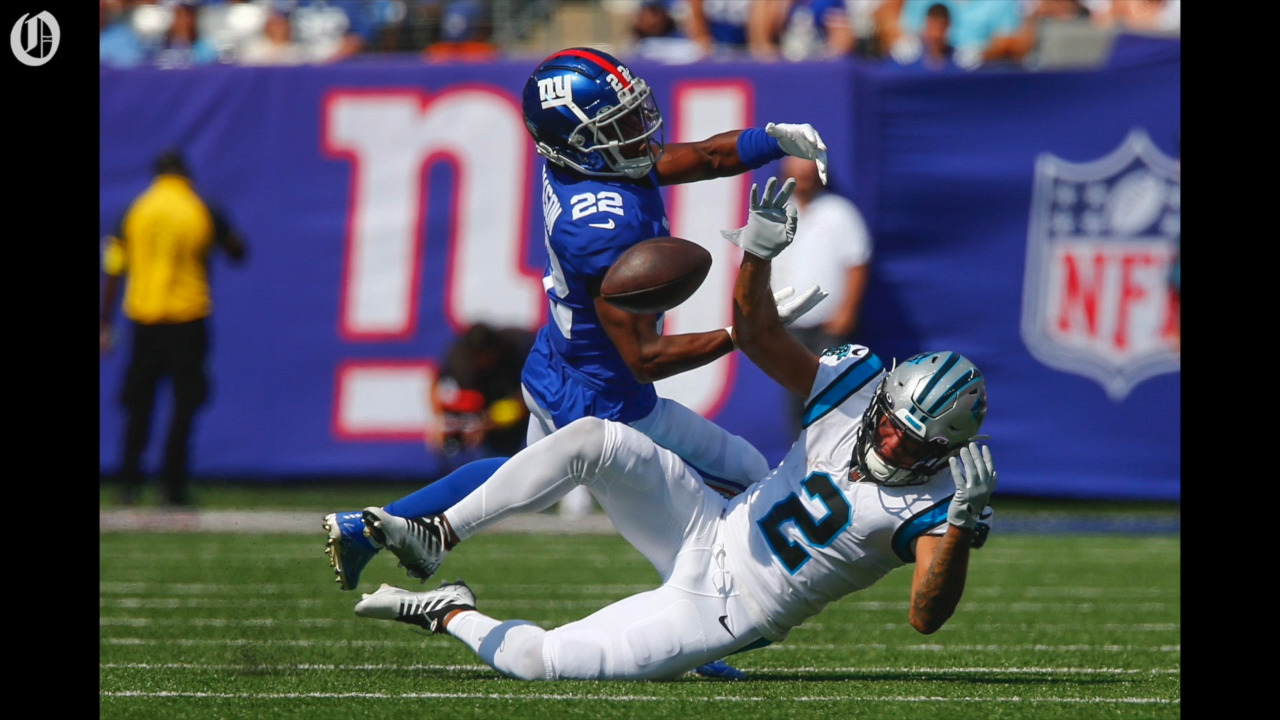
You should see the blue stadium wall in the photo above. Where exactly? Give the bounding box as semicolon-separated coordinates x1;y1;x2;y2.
99;35;1181;500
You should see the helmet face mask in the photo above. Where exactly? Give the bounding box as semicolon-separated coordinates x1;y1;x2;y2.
522;48;665;179
853;352;988;487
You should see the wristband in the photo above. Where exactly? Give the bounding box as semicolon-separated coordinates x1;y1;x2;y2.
736;128;785;169
724;326;736;348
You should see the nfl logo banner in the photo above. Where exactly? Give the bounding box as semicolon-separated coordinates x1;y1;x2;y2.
1021;129;1180;401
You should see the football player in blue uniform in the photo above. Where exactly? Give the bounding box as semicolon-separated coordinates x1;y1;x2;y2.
349;176;998;681
519;46;828;508
324;46;830;679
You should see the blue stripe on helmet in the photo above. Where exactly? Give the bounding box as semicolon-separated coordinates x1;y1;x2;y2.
926;371;983;416
912;352;959;407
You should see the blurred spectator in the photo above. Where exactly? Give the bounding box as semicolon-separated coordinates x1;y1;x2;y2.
288;0;399;63
879;0;1024;70
422;0;499;62
677;0;753;58
748;0;857;60
1089;0;1179;34
152;0;221;68
628;0;703;63
395;0;446;50
888;1;958;70
100;149;249;507
239;6;309;64
770;155;873;436
981;0;1093;67
101;0;149;68
426;323;534;464
846;0;890;59
199;0;273;63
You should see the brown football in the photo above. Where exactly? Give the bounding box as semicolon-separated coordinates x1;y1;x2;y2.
600;236;713;314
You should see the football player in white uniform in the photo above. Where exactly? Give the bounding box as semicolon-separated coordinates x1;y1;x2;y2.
351;177;998;681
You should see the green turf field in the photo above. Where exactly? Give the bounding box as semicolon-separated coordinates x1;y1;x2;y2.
100;497;1180;719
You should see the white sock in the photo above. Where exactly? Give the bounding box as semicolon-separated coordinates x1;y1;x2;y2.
447;611;549;681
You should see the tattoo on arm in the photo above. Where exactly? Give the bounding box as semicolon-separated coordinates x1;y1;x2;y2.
911;530;971;632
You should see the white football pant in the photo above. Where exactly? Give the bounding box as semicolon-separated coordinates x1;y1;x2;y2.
443;417;766;680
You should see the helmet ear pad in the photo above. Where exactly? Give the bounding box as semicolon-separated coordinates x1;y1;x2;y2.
520;48;665;178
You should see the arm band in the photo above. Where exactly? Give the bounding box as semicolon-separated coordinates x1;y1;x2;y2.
736;128;786;169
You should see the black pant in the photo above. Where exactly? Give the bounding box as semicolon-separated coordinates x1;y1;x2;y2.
118;318;210;505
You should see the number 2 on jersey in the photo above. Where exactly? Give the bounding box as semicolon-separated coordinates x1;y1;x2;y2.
757;473;852;574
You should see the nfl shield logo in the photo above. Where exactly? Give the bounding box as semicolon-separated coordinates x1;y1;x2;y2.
1021;129;1180;401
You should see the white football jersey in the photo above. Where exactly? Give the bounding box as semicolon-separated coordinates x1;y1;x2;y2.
723;344;957;641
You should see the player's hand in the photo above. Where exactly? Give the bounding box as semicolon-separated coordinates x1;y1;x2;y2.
720;176;798;259
766;122;829;184
99;324;114;356
774;285;828;326
947;442;997;530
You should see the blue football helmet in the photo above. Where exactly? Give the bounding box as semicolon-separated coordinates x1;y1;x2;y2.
521;47;664;179
853;351;988;487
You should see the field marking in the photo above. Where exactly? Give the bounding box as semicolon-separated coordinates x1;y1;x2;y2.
97;616;1178;632
100;661;1181;676
98;581;656;594
98;508;1178;536
99;637;1181;652
99;690;1179;704
100;617;342;627
97;581;1176;599
97;548;1179;565
97;596;1179;613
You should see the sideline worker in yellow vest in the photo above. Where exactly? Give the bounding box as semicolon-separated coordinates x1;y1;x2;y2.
100;149;248;507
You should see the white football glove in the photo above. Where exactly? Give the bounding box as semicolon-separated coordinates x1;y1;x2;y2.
720;176;798;259
766;122;829;185
947;442;998;530
774;285;828;326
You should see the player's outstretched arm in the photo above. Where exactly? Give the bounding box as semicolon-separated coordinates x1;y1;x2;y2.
908;443;998;634
655;123;829;186
907;528;972;635
591;288;734;383
728;177;820;398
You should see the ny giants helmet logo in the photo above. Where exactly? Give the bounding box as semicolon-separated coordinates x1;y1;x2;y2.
1020;129;1180;401
537;76;573;109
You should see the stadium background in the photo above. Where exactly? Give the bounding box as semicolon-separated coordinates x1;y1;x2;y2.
98;5;1181;503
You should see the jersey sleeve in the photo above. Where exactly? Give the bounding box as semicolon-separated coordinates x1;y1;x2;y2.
799;344;885;428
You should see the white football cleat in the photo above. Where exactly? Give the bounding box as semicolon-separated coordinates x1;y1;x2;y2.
354;581;477;634
361;506;450;583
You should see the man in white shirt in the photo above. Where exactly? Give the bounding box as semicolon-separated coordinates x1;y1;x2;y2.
770;154;873;434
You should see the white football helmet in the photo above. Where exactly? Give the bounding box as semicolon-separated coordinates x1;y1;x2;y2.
853;351;988;487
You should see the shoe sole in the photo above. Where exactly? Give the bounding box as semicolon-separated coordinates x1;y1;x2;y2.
323;513;357;591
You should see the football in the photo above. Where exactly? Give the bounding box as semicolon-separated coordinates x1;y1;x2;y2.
600;236;712;314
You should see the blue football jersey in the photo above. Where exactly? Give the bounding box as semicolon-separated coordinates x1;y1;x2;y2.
522;161;671;427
